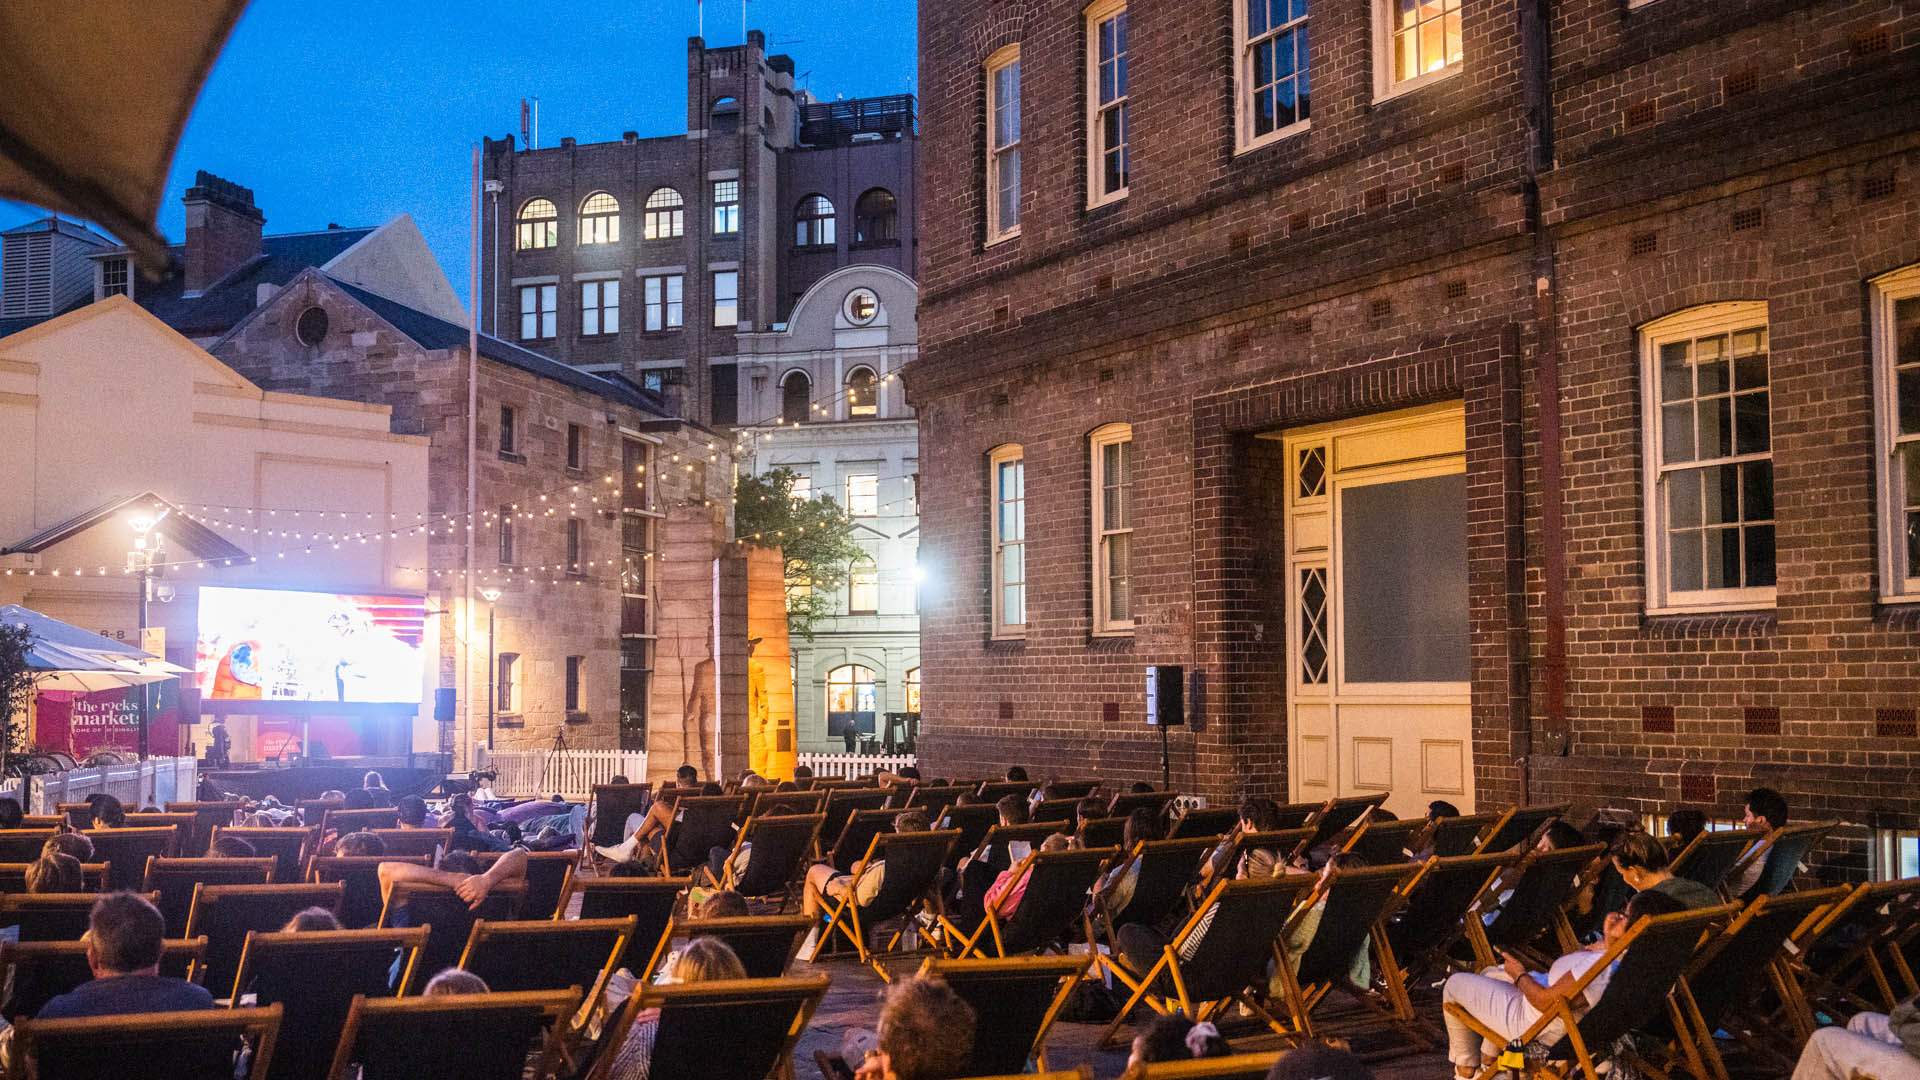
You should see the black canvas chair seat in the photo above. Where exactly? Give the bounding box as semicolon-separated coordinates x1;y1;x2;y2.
1300;793;1390;854
124;813;196;847
1669;829;1759;892
975;781;1038;804
1474;843;1606;967
1044;780;1101;800
0;829;58;863
309;855;428;930
322;807;400;834
1734;821;1833;902
1426;812;1502;857
567;876;685;973
721;814;824;905
903;785;968;819
820;788;892;852
233;927;427;1080
376;880;525;982
0;860;108;893
953;847;1114;960
1168;806;1241;840
1475;805;1570;855
649;914;813;979
1269;800;1324;830
595;975;828;1080
823;829;960;973
328;989;577;1080
1275;863;1424;1045
1124;1053;1285;1078
587;783;652;851
143;856;276;937
0;937;204;1021
826;808;898;875
1386;851;1513;983
3;891;157;942
188;882;346;1000
748;790;827;817
13;1004;283;1080
82;827;179;890
1216;827;1316;882
662;794;748;875
210;826;316;885
166;800;248;856
457;916;632;1000
475;849;577;919
1105;837;1215;935
940;803;1006;864
1540;905;1735;1075
1078;816;1128;849
1106;790;1179;821
920;954;1090;1074
362;828;452;861
1031;798;1083;824
1788;877;1920;1028
1343;817;1428;865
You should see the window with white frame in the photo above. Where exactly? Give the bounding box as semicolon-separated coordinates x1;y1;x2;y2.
581;280;619;336
98;257;131;300
795;195;836;247
712;270;738;327
1871;266;1920;600
1238;0;1310;151
1640;303;1775;612
579;192;620;245
848;550;880;614
643;188;684;240
643;274;682;331
712;180;740;235
1086;0;1130;206
496;652;521;713
1374;0;1461;99
1091;423;1135;633
519;284;556;340
986;46;1023;244
990;444;1026;636
846;366;879;418
846;472;879;517
516;199;558;250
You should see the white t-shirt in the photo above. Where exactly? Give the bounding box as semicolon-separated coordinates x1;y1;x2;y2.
1523;950;1614;1028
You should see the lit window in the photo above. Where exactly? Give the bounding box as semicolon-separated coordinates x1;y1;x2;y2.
846;366;878;418
986;46;1022;244
905;667;921;713
1640;303;1775;612
497;504;515;564
712;270;738;327
854;189;898;244
712;180;740;235
990;444;1026;636
565;656;585;713
1086;1;1130;205
1091;423;1135;633
1873;828;1920;881
826;665;877;740
98;257;131;299
789;472;813;500
1871;266;1920;601
516;198;558;250
849;553;879;614
496;652;521;713
643;274;683;331
782;371;812;424
1239;0;1311;150
581;280;619;336
519;284;556;340
795;195;836;247
846;473;879;517
1375;0;1462;98
643;188;684;240
579;192;620;245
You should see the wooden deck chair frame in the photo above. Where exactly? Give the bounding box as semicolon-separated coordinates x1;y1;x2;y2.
0;892;158;943
592;975;828;1080
9;1003;283;1080
1473;804;1571;855
187;882;346;997
308;855;429;930
1667;828;1760;893
944;846;1117;962
0;830;58;864
820;829;960;978
1266;862;1426;1045
0;861;109;893
1298;792;1391;853
1464;842;1607;969
325;989;578;1080
1724;821;1833;901
919;954;1089;1074
165;800;249;857
209;826;318;884
456;916;633;1002
968;1069;1092;1080
1340;815;1430;865
1388;851;1517;988
1118;1052;1285;1079
474;849;578;919
563;876;688;974
1424;811;1503;857
642;913;814;981
1445;904;1737;1080
230;926;429;1000
1780;876;1920;1033
0;937;205;1020
359;828;452;861
82;826;180;890
1088;836;1217;978
143;856;278;937
709;813;825;908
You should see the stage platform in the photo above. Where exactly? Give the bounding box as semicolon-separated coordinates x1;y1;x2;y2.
205;756;449;802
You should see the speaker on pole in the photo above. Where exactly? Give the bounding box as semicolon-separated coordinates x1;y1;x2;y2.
433;688;456;722
1146;664;1183;790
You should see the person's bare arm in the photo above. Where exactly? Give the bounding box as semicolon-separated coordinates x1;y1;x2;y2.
1502;951;1589;1015
455;847;526;906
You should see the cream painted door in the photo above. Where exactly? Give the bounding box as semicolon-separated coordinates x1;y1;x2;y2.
1274;402;1473;817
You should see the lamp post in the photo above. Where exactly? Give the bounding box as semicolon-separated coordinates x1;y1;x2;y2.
127;510;169;761
479;587;502;751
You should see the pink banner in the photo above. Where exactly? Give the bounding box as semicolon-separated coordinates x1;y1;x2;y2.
35;683;182;758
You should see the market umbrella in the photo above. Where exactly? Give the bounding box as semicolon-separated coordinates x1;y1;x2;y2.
0;1;250;273
0;605;181;691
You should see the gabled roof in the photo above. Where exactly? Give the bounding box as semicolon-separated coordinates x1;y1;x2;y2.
132;226;377;337
0;216;115;245
0;492;249;561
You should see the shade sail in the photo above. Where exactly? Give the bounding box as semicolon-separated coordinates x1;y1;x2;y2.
0;604;181;692
0;1;249;272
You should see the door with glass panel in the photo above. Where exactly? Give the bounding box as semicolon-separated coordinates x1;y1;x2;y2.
1275;402;1473;816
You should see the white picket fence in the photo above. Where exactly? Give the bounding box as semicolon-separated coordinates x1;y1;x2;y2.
796;752;918;780
26;756;199;815
473;747;648;802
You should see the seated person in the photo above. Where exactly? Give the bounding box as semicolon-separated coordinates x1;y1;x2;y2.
39;893;214;1018
25;852;81;893
612;936;745;1080
1266;1042;1376;1080
983;834;1070;917
282;907;341;932
396;795;431;829
1791;997;1920;1080
852;973;977;1080
1275;852;1371;990
1198;796;1284;892
334;830;386;858
1728;787;1788;898
1664;807;1708;855
86;793;126;829
799;811;931;960
1091;808;1164;921
1609;830;1720;908
1004;766;1028;783
1129;1014;1232;1068
675;764;700;787
361;771;394;807
210;834;257;859
596;790;679;868
0;798;21;829
949;795;1033;926
43;832;93;863
444;793;513;853
1442;890;1686;1078
423;968;489;995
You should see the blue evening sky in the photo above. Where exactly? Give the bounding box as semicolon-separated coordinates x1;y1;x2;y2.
0;0;917;304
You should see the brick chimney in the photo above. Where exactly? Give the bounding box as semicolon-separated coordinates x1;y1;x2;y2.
182;170;265;294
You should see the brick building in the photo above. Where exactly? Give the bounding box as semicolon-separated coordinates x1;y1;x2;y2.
910;0;1920;852
481;31;919;429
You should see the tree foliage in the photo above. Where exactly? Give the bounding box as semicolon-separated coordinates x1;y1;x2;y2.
735;468;867;641
0;623;36;777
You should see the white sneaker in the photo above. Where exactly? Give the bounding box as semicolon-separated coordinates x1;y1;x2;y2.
796;926;823;963
596;839;636;862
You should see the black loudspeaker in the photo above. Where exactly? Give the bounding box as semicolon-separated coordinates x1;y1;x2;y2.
433;688;456;722
1145;665;1184;727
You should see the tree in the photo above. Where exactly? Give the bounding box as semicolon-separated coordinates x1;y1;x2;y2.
0;622;35;779
735;468;867;641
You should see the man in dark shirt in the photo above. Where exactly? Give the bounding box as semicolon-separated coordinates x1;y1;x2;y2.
38;892;213;1019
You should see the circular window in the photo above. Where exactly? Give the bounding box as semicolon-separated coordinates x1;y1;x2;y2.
843;287;880;326
294;306;329;347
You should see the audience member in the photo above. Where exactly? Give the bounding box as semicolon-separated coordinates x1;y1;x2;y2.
210;834;258;859
43;832;93;863
281;907;341;932
1128;1014;1231;1068
1610;830;1720;909
1092;808;1164;917
1539;819;1585;852
983;833;1070;916
37;893;213;1018
423;968;490;996
1267;1042;1376;1080
396;794;430;828
613;936;746;1079
377;846;527;912
24;851;82;893
1791;996;1920;1080
853;973;976;1080
800;811;931;958
695;890;749;919
341;788;378;811
1129;781;1156;794
596;790;679;868
1427;800;1462;822
445;793;512;853
0;797;22;829
676;764;700;786
793;765;814;782
1200;796;1282;890
362;771;393;804
1276;853;1373;990
1004;766;1028;783
1729;786;1788;898
950;795;1035;927
1665;808;1709;853
86;793;126;829
334;831;387;858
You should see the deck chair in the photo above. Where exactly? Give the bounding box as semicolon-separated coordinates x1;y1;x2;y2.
820;787;892;853
905;785;969;820
143;856;276;937
17;816;61;830
1098;874;1322;1047
1426;811;1502;856
1669;829;1759;892
0;829;59;863
748;789;826;817
231;927;427;1080
1;937;205;1021
210;826;316;884
976;780;1038;804
361;827;451;860
660;794;748;875
566;876;685;973
12;1004;283;1080
166;800;248;856
82;826;179;890
0;861;108;893
54;803;94;829
946;846;1115;961
1269;800;1325;830
826;808;902;874
1090;837;1217;974
309;855;428;929
1270;862;1424;1044
1730;821;1833;901
1107;790;1179;820
1299;793;1391;854
1386;851;1515;986
124;813;197;847
644;914;813;979
1119;1053;1285;1079
921;954;1090;1074
821;828;961;975
1079;816;1129;849
1343;816;1429;865
1467;843;1606;969
1168;806;1241;840
1044;780;1102;800
475;849;577;919
296;798;340;826
321;807;400;834
456;916;632;1000
1786;877;1920;1028
942;803;1006;862
1445;903;1736;1080
326;988;578;1080
1195;827;1317;896
593;974;828;1080
376;880;525;981
587;782;652;855
712;814;824;907
2;892;157;942
1031;798;1083;824
188;882;345;998
1474;804;1570;854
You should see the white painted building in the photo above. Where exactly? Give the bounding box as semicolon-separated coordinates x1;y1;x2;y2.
735;266;920;753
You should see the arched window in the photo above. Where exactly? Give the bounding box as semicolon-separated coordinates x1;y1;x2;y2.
643;188;684;240
579;192;620;245
712;96;740;135
904;667;921;714
848;555;879;614
516;198;557;250
854;189;898;245
826;664;878;743
846;366;878;418
795;195;836;247
781;370;812;424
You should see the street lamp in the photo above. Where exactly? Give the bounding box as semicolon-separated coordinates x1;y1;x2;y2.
479;587;502;750
127;509;170;760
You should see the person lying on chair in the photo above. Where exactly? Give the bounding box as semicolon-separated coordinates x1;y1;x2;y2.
1791;994;1920;1080
798;811;931;960
378;846;527;910
596;790;680;869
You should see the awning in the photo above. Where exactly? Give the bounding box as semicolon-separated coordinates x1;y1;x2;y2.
0;605;179;692
0;491;249;564
0;1;249;273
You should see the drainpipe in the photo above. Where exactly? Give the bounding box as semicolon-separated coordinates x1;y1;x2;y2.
465;144;481;771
